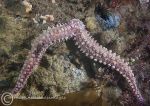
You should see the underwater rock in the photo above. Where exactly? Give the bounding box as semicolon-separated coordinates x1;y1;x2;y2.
0;16;6;32
85;17;97;31
0;48;9;65
26;55;89;98
67;0;78;3
4;0;19;7
106;0;121;8
102;86;122;105
0;80;10;89
99;29;119;46
0;0;149;105
139;0;149;11
112;37;127;54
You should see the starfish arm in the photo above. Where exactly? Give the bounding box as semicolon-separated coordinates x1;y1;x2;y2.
12;19;144;104
11;19;80;94
73;28;144;103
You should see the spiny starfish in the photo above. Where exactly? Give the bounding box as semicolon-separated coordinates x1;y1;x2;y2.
11;19;144;104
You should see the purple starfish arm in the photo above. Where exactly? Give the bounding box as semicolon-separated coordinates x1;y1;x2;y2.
11;19;83;94
12;19;144;104
73;28;144;103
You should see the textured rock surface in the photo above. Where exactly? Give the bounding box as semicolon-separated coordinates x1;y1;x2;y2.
17;55;88;98
0;0;150;106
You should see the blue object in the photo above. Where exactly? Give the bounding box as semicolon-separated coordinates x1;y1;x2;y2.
96;13;120;30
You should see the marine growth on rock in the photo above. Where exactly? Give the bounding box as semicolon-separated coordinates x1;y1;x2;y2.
11;19;144;104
